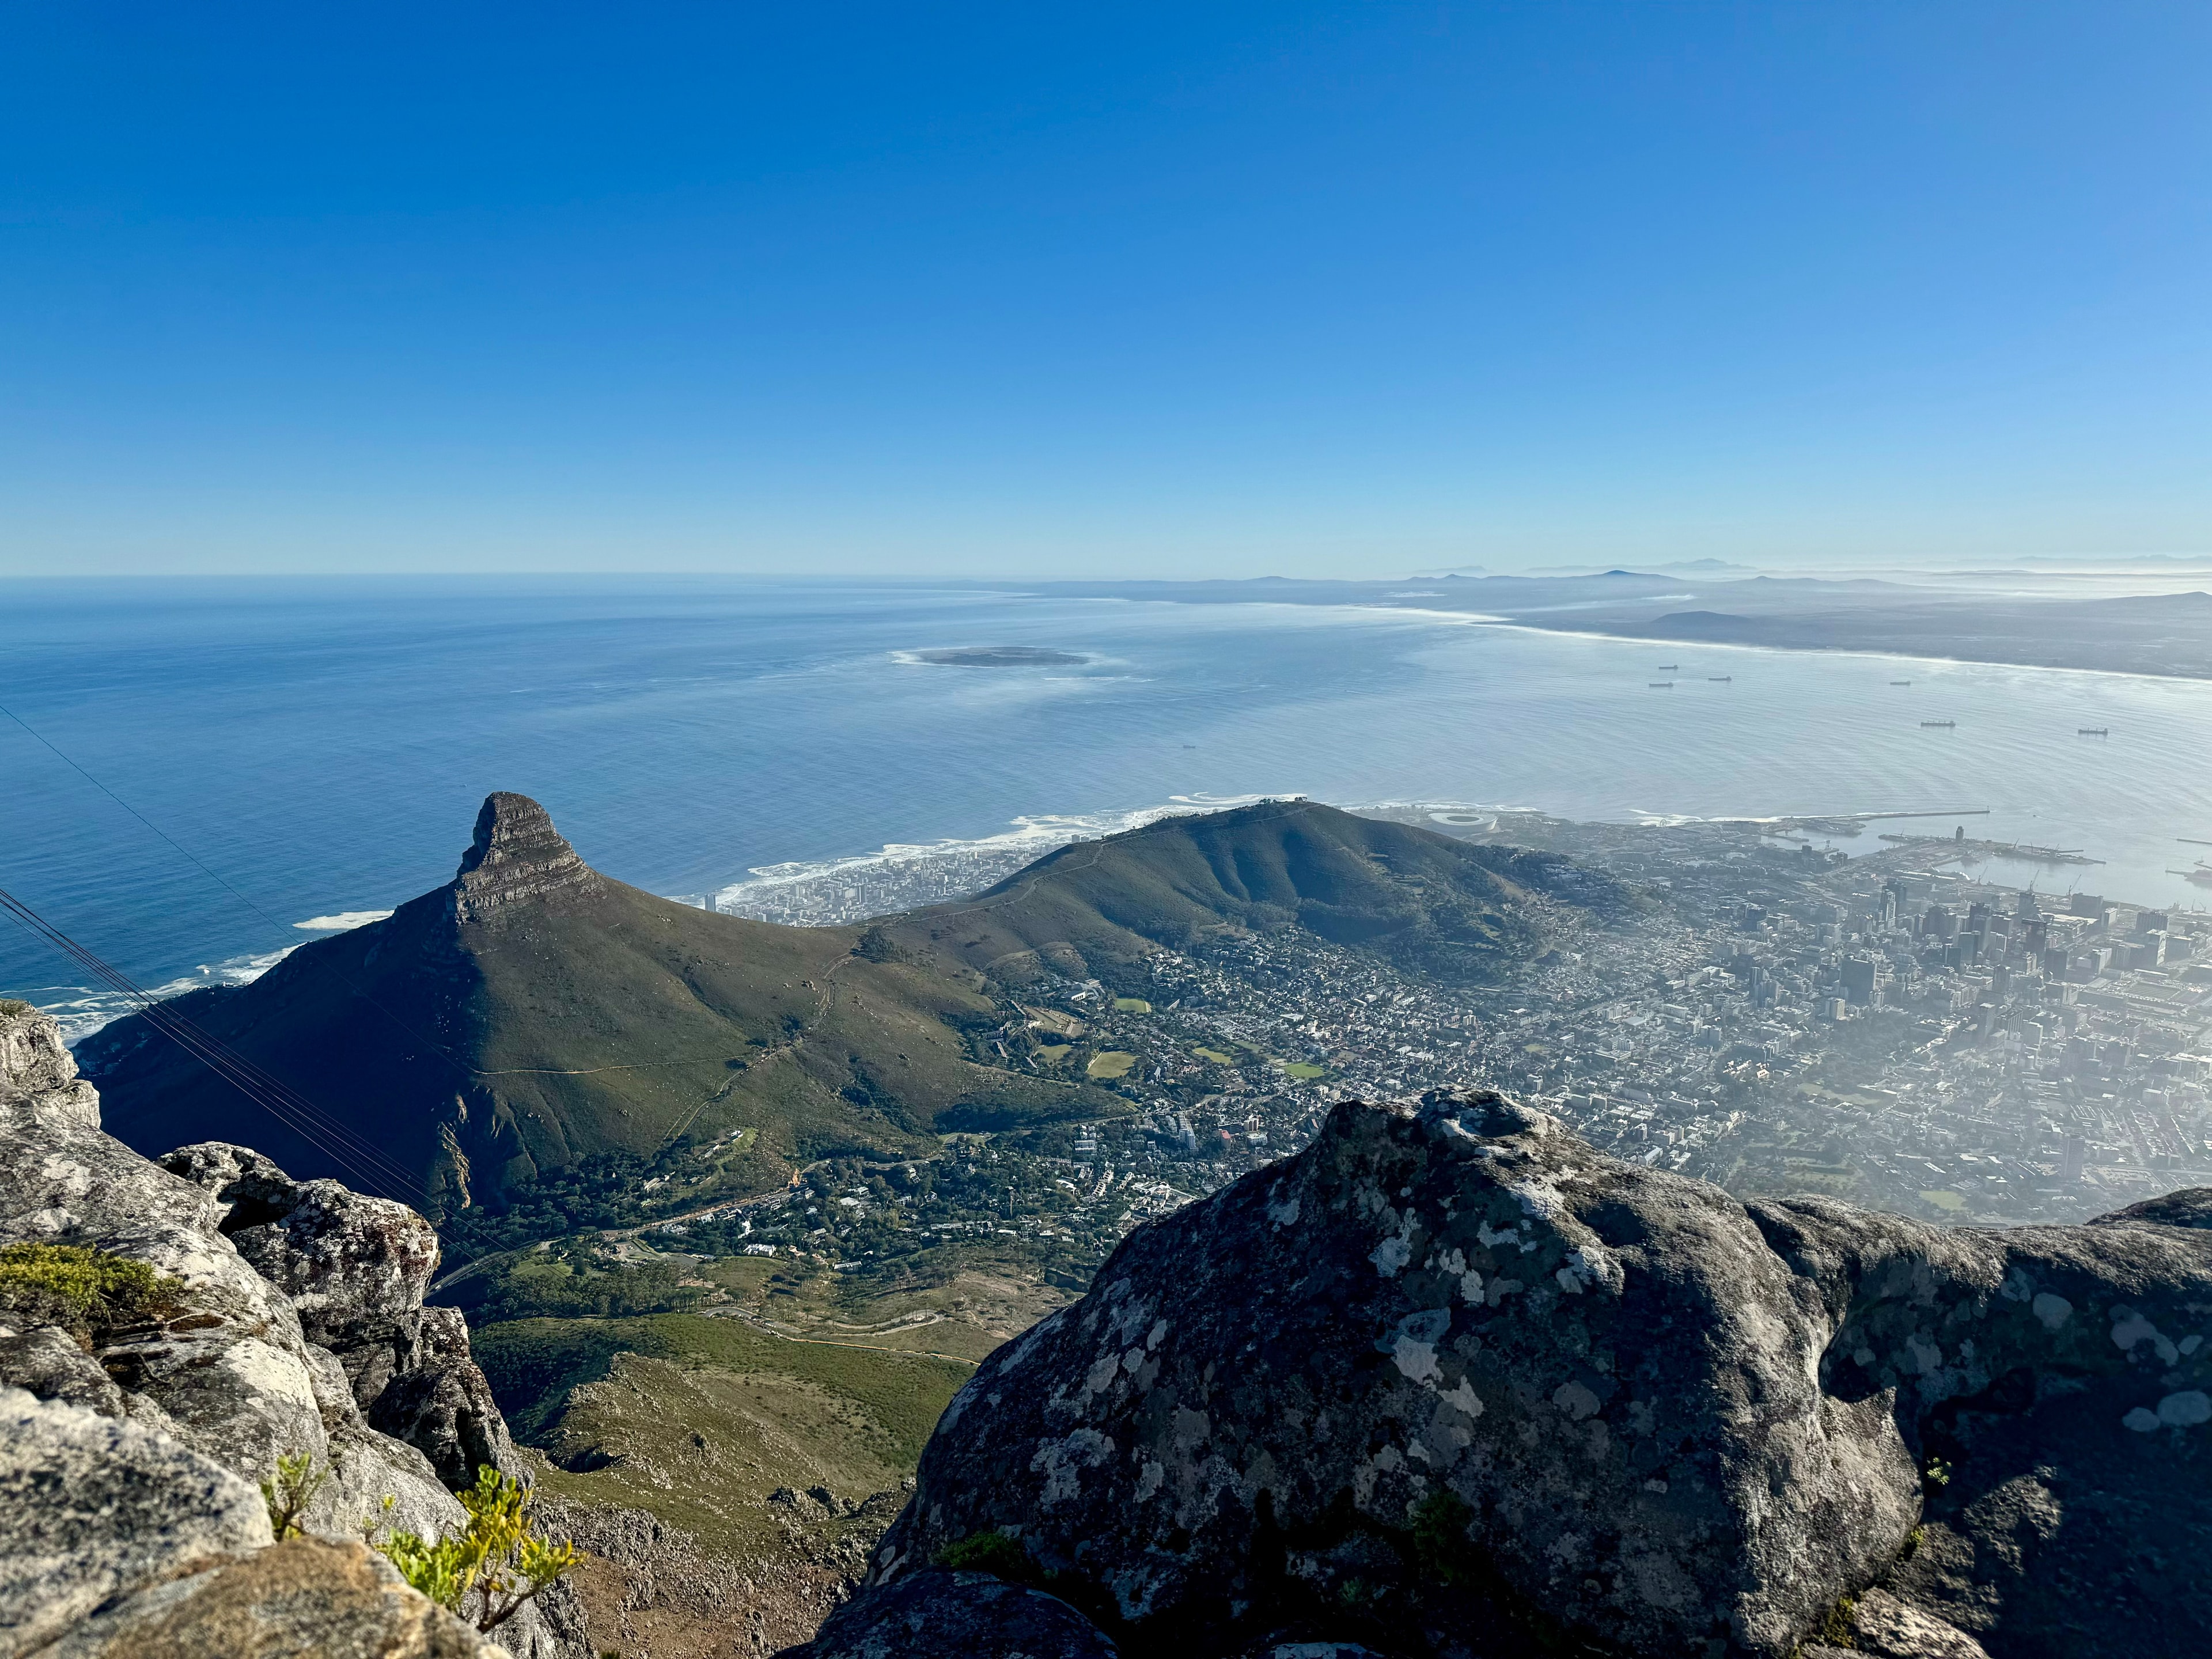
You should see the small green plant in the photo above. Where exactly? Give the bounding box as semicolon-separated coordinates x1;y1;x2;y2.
0;1243;184;1338
1923;1458;1952;1491
1408;1488;1475;1586
378;1465;582;1634
1813;1593;1858;1647
261;1450;329;1540
359;1493;399;1545
932;1528;1039;1582
1900;1523;1926;1559
0;998;32;1017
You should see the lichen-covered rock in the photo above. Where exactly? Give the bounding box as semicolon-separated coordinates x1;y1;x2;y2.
0;1384;274;1657
1748;1191;2212;1657
316;1419;469;1543
1840;1587;1991;1659
154;1141;302;1230
2090;1187;2212;1232
0;1050;304;1353
800;1570;1116;1659
0;1006;99;1130
38;1536;513;1658
0;1035;341;1485
229;1177;441;1386
157;1138;518;1480
853;1092;2212;1658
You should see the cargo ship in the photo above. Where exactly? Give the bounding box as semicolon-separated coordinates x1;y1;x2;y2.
1921;720;1956;728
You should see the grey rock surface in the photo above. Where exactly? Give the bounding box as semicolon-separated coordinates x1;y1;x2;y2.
0;1323;128;1417
0;1009;99;1130
850;1091;2212;1658
1844;1587;1993;1659
0;1022;339;1486
0;1009;578;1657
158;1138;517;1479
368;1305;521;1486
0;1384;273;1657
800;1570;1117;1659
226;1176;441;1362
39;1537;514;1659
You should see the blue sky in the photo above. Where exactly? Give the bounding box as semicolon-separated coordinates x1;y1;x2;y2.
2;3;2206;578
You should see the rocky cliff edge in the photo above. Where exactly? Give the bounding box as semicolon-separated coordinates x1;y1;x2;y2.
807;1090;2212;1659
0;1006;584;1659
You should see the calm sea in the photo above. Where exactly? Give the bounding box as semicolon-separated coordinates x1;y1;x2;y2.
7;575;2212;1035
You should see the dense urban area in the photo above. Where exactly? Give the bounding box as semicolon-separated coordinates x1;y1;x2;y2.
615;806;2212;1300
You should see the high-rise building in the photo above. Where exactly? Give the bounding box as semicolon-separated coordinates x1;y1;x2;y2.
2062;1134;2086;1182
1841;955;1879;1006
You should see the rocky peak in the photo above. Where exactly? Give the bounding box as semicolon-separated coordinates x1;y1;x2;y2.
451;791;603;922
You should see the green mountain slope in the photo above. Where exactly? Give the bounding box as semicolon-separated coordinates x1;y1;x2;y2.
79;794;1115;1212
79;794;1612;1215
881;797;1619;988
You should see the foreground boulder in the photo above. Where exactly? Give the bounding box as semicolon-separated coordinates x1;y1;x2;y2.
0;1006;578;1657
0;1385;272;1656
40;1537;510;1658
838;1091;2212;1658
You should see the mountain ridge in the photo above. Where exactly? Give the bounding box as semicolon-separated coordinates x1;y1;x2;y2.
77;795;1613;1215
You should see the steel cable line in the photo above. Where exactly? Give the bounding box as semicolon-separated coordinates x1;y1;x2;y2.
0;886;533;1263
0;709;710;1263
0;886;425;1200
0;699;483;1085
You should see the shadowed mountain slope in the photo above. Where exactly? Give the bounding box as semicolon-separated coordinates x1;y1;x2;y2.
79;794;1118;1213
879;797;1623;988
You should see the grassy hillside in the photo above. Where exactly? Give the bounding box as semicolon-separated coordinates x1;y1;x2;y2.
883;797;1618;989
474;1312;971;1553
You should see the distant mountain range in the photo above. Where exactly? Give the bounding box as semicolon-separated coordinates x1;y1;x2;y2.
79;794;1619;1213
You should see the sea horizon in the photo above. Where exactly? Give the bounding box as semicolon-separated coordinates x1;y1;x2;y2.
9;574;2212;1037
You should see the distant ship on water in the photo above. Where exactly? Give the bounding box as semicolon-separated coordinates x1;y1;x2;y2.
1891;679;1912;686
2078;727;2109;736
1649;681;1675;688
1707;675;1731;683
1921;720;1956;728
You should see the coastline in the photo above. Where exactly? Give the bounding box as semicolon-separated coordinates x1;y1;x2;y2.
1465;613;2212;684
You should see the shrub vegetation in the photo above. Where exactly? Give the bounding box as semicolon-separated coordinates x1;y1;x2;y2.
0;1242;184;1337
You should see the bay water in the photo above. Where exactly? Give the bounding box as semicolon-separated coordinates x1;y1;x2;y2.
6;575;2211;1036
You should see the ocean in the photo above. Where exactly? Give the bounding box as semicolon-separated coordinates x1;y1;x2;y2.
7;574;2212;1038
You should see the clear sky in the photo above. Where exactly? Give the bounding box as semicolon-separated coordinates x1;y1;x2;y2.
2;3;2206;578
